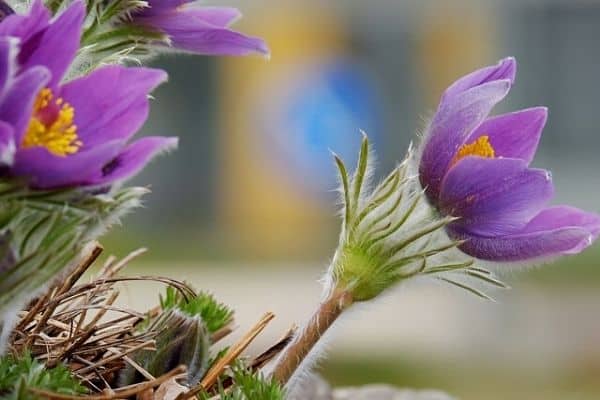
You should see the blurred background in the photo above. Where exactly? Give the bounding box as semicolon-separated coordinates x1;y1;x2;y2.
105;1;600;399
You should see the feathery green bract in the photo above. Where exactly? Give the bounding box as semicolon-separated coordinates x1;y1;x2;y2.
330;135;507;301
0;352;86;399
0;182;147;349
199;363;284;400
160;287;234;334
121;309;211;386
123;288;233;386
76;0;167;71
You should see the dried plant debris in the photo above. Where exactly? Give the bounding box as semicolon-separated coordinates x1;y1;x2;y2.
0;245;284;399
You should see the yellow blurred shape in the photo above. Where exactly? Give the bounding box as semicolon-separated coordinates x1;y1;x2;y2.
218;3;346;259
417;3;495;105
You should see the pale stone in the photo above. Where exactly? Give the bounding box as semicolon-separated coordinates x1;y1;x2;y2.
333;386;455;400
287;374;333;400
287;374;454;400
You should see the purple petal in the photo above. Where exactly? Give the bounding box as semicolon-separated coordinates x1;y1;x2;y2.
58;66;167;146
440;157;553;235
168;26;269;56
139;0;188;16
178;6;241;27
419;80;512;202
0;121;15;166
449;224;595;262
87;136;178;186
18;0;84;87
12;140;125;189
465;107;547;165
0;0;50;41
0;37;17;93
136;10;269;56
524;206;600;239
449;206;600;261
441;57;516;105
138;1;241;27
0;66;50;143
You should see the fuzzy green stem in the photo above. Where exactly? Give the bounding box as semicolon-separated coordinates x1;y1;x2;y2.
271;288;353;385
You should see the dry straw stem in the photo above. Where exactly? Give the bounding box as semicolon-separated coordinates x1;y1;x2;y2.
250;325;296;370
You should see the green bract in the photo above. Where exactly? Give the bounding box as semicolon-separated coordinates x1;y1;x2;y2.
0;182;146;348
0;352;87;399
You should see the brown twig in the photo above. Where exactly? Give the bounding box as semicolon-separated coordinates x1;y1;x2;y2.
56;244;104;297
251;325;297;370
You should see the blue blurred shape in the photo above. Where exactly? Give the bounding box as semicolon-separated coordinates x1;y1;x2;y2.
261;59;381;196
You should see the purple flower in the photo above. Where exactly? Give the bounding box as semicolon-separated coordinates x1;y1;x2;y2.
0;0;177;189
418;57;600;262
129;0;269;56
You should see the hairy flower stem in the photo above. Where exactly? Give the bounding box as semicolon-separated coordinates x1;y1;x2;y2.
271;288;353;385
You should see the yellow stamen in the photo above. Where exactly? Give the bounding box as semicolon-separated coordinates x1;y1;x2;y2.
22;88;81;157
452;135;495;165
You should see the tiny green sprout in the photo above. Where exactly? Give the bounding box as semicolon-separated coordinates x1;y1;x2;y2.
200;362;285;400
121;309;210;386
122;287;235;386
160;286;234;334
0;351;87;399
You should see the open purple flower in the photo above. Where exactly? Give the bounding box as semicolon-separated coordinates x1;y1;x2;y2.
418;57;600;262
128;0;269;56
0;0;177;189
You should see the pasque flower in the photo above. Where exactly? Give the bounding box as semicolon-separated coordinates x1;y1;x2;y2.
127;0;269;56
418;57;600;261
0;0;177;189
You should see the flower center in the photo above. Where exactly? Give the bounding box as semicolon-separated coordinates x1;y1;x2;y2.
452;135;495;165
22;88;81;157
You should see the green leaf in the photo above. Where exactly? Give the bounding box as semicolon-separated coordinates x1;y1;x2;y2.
334;154;352;228
198;362;285;400
436;276;495;301
160;287;234;334
351;133;370;215
0;351;86;399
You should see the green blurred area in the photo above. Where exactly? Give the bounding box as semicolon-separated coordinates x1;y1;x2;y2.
321;354;600;400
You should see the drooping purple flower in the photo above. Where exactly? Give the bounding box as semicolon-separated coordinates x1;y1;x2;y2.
128;0;269;56
418;57;600;262
0;0;177;189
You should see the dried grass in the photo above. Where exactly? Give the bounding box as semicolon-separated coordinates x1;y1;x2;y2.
6;243;287;399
